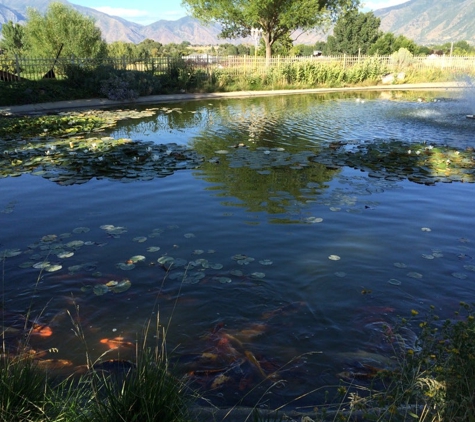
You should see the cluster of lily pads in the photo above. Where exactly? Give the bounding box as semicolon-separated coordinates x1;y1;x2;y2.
311;140;475;185
0;107;205;184
0;220;275;298
1;135;203;184
0;108;158;140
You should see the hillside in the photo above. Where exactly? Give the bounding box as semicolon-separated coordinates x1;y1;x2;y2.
374;0;475;45
0;0;474;46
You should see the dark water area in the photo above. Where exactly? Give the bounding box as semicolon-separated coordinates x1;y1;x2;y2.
1;89;475;410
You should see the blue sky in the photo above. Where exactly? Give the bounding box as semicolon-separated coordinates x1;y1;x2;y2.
70;0;409;26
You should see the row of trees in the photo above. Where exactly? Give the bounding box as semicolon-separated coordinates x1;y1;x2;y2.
1;1;474;61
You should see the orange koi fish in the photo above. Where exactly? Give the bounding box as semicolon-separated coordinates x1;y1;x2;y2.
100;336;135;349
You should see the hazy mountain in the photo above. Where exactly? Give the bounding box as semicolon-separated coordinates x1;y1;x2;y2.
373;0;475;45
0;0;474;46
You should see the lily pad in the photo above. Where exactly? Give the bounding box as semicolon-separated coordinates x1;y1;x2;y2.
251;272;265;279
93;284;109;296
1;248;22;258
129;255;146;263
57;251;74;258
66;240;85;249
147;246;161;252
452;272;468;280
133;236;147;243
33;261;51;269
388;278;402;286
259;259;273;265
407;272;423;279
110;279;132;293
213;276;232;284
73;227;90;233
117;262;135;271
393;262;407;268
328;255;341;261
18;261;36;268
45;264;62;272
306;217;323;223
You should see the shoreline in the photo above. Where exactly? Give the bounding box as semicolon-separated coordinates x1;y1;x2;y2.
0;82;464;116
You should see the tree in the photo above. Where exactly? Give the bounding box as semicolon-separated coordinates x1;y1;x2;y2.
326;10;381;55
107;41;138;59
369;32;418;56
0;21;27;57
24;2;107;58
181;0;359;59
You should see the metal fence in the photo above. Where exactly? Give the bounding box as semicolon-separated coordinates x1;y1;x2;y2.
1;54;474;82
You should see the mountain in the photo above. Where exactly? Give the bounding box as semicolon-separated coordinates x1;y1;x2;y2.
0;0;474;46
373;0;475;45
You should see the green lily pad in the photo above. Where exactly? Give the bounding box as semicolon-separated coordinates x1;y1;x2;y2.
133;236;147;243
214;276;232;284
328;255;340;261
73;227;90;233
33;261;50;269
45;264;62;272
129;255;146;263
93;284;109;296
1;248;22;258
147;246;161;252
110;279;132;293
117;262;135;270
259;259;273;265
57;251;74;258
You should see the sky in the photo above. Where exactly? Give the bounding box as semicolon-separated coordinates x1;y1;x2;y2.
69;0;410;26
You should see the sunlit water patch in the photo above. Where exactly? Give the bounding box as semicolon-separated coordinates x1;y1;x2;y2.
1;89;474;410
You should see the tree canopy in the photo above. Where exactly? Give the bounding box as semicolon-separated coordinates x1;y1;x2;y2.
0;22;27;56
326;10;381;55
24;2;107;58
181;0;359;59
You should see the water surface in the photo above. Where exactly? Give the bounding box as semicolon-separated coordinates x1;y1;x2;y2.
1;89;474;409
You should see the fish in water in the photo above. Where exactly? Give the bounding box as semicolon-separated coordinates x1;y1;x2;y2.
100;336;136;349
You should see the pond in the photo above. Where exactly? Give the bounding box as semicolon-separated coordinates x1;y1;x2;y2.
1;89;475;411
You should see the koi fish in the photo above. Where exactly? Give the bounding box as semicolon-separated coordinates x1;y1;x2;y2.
100;336;135;349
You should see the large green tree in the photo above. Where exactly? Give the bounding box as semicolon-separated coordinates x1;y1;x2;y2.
0;21;27;57
181;0;359;59
326;10;381;55
24;2;107;58
368;32;418;55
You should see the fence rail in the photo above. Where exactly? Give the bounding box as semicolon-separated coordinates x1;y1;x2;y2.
0;54;474;82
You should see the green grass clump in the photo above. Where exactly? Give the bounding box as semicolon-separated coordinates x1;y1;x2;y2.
83;348;193;422
0;353;50;422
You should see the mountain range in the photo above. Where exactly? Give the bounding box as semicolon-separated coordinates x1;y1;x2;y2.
0;0;474;47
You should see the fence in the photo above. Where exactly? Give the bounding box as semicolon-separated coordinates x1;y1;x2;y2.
0;54;474;82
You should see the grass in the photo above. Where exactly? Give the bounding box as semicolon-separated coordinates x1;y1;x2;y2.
1;60;471;108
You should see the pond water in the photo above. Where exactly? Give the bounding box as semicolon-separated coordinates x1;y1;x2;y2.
1;89;475;411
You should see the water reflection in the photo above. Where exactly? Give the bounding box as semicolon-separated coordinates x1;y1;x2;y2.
1;89;475;411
